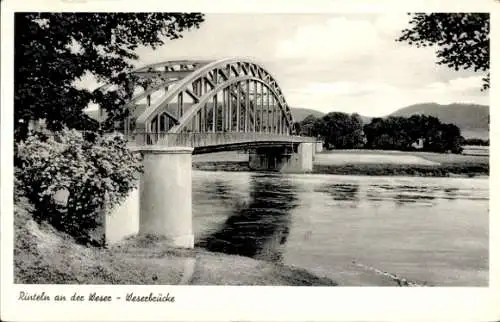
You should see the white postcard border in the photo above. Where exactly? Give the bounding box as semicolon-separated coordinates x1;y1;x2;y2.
1;1;499;321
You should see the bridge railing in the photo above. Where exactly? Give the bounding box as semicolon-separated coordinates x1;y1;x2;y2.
130;132;316;148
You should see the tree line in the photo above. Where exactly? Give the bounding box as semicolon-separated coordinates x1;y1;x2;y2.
294;112;465;154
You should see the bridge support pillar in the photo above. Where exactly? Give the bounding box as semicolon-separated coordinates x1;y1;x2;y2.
248;142;314;173
315;141;324;153
138;146;194;248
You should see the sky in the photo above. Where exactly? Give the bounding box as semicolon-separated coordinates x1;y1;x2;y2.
82;13;489;117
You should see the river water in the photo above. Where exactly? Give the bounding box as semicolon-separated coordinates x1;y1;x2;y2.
192;171;489;286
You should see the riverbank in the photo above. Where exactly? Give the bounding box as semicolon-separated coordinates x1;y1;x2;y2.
312;163;489;177
14;200;337;286
192;150;489;177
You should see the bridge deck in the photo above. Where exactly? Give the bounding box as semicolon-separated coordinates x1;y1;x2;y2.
129;132;317;154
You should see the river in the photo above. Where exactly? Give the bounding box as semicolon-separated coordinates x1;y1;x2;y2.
192;171;489;286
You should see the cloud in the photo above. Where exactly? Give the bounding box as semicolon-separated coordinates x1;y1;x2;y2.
81;13;488;115
448;76;485;91
283;74;487;117
299;81;395;96
372;13;412;38
274;16;380;61
268;13;488;116
425;76;484;93
271;13;451;94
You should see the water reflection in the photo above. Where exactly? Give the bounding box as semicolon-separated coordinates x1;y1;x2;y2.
443;188;459;199
316;183;359;201
366;184;437;206
440;187;487;201
203;180;234;201
394;193;435;206
197;174;298;262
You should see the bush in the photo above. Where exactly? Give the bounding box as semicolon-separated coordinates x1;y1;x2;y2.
15;128;143;244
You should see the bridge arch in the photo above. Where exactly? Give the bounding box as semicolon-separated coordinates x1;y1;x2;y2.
168;76;293;134
132;58;296;139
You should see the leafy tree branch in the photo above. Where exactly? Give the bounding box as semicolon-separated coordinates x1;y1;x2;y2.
397;13;489;91
15;13;205;141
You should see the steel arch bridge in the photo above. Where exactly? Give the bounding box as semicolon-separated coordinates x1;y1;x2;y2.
115;58;312;153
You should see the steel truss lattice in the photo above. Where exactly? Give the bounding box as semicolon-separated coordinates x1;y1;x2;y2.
117;58;296;144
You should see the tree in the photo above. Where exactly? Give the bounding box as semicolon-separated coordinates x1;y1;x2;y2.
364;116;414;151
15;13;205;141
297;114;321;137
363;117;385;149
397;13;489;90
344;113;365;148
318;112;364;149
364;114;463;153
425;123;464;154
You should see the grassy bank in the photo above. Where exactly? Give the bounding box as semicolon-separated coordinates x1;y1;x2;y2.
315;150;489;177
192;150;489;177
312;163;488;177
322;149;489;164
14;200;336;286
193;162;488;177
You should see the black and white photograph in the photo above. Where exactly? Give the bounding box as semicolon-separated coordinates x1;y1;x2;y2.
1;1;498;321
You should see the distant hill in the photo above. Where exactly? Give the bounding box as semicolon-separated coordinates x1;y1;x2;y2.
289;108;374;124
389;103;489;139
290;108;324;122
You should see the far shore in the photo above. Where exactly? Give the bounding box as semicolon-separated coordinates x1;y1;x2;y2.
192;150;489;178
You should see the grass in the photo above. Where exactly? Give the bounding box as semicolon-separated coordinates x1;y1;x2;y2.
322;149;489;163
312;163;488;177
314;152;439;166
192;149;489;177
313;150;489;177
14;199;337;286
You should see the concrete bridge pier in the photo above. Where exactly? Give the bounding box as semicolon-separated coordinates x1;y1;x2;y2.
248;142;314;173
315;141;323;153
138;146;194;248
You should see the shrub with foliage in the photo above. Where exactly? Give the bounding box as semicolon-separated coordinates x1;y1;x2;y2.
15;128;143;244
